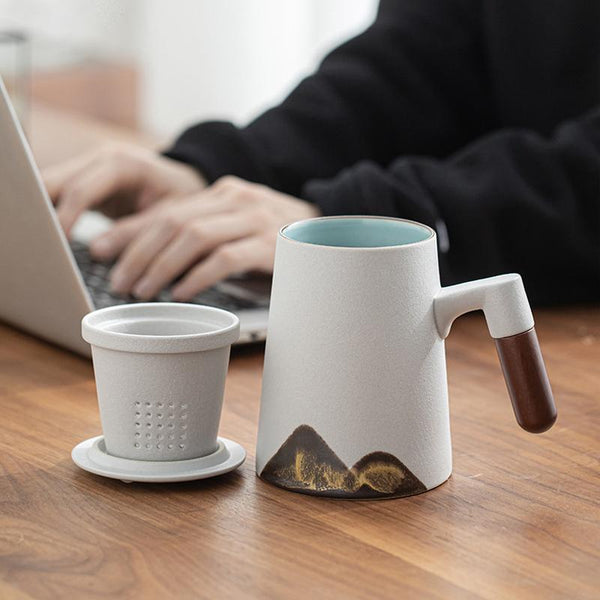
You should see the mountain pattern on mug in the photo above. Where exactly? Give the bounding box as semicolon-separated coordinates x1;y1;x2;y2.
260;424;427;498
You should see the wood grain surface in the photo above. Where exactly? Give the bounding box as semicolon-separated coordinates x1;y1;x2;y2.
1;107;598;599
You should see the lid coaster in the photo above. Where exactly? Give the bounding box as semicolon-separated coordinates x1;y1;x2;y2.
72;436;246;483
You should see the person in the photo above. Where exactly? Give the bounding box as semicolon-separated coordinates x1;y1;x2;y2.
44;0;600;305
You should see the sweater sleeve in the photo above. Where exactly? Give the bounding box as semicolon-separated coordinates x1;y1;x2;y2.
164;0;489;196
304;107;600;305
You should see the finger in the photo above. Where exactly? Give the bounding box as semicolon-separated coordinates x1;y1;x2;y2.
89;211;151;261
109;221;179;294
56;160;139;236
172;236;271;301
42;153;99;202
132;214;260;300
94;191;231;264
170;190;239;219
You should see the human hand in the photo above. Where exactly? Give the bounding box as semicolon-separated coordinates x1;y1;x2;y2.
42;143;206;236
99;176;320;300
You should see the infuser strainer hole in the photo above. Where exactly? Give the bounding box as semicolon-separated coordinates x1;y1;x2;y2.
180;414;188;420
145;433;151;439
145;402;151;407
167;444;173;449
168;434;175;440
157;402;164;408
167;423;174;429
145;443;151;449
134;443;140;448
135;401;141;407
181;423;188;430
156;444;162;449
135;411;141;417
146;413;152;418
168;413;174;419
181;404;188;410
146;423;152;428
135;432;141;438
135;422;141;428
168;402;174;408
157;413;163;419
180;433;186;440
157;423;163;429
178;444;185;449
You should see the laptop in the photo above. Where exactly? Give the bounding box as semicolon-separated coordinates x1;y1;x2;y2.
0;78;270;357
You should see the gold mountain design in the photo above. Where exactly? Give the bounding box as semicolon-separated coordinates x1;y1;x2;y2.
260;425;427;498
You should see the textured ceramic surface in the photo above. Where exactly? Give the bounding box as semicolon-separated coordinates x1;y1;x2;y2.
82;303;240;461
72;435;246;483
434;274;533;339
257;216;544;498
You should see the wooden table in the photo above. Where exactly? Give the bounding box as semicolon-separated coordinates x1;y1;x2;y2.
1;106;599;599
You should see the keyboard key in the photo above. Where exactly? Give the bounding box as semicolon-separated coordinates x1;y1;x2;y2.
70;241;267;312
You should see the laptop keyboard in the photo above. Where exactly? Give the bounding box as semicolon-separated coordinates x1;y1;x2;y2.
70;240;268;312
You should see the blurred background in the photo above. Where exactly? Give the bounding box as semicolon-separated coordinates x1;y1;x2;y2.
0;0;377;143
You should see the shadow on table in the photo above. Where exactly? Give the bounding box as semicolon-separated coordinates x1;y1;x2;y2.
69;463;247;498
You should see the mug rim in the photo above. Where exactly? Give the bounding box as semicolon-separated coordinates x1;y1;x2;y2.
82;302;240;354
280;215;436;250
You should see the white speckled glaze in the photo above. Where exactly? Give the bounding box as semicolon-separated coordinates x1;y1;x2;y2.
82;303;239;461
256;216;536;496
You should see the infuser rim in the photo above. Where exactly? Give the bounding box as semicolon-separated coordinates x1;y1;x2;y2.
81;302;240;353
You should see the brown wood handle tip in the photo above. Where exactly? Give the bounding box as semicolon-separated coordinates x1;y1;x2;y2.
494;327;556;433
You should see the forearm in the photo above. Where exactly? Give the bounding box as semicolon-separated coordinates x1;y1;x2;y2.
303;107;600;305
165;0;488;196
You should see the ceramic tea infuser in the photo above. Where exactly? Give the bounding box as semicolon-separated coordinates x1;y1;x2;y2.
72;303;245;483
256;216;556;499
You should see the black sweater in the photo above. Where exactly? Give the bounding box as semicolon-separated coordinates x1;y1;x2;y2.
165;0;600;305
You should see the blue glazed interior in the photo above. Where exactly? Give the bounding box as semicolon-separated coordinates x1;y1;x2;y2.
283;218;431;248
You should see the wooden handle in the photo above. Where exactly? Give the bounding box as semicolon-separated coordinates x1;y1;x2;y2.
495;327;556;433
435;275;557;433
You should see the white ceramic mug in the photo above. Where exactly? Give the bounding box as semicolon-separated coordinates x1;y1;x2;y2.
82;303;239;461
256;216;555;499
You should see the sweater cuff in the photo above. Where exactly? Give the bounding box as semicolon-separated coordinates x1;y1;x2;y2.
163;121;271;185
302;159;441;228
